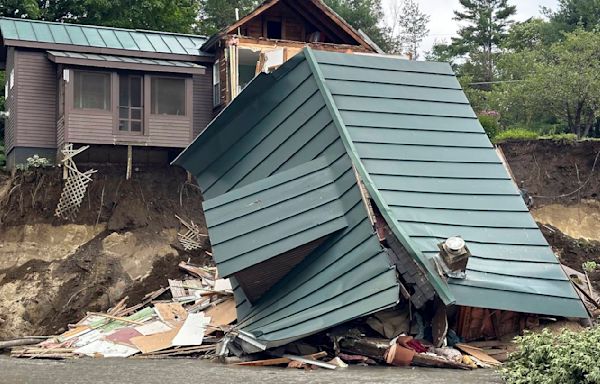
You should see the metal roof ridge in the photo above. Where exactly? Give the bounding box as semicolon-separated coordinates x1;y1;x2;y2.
303;46;456;305
0;16;208;39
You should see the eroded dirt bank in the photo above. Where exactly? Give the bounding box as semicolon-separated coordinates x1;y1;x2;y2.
0;165;209;339
501;140;600;287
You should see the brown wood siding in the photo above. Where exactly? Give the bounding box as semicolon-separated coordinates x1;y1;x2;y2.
147;116;191;147
4;48;17;153
66;73;193;148
193;70;213;138
14;49;57;149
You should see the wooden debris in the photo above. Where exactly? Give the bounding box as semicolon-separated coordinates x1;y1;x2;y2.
176;215;207;251
234;352;328;367
456;343;502;366
412;353;472;370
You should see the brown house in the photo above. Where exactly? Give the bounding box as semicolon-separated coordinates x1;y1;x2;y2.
0;0;378;169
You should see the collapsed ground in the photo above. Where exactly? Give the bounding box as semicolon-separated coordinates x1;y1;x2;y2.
0;139;598;340
0;165;210;339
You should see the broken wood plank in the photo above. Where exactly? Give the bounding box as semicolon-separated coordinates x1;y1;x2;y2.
0;338;46;350
234;352;328;367
456;343;502;366
87;312;144;326
205;298;237;335
412;353;473;370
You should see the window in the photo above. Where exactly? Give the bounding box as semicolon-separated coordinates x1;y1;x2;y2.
213;60;221;107
266;19;282;39
73;71;111;110
151;77;186;116
119;74;143;133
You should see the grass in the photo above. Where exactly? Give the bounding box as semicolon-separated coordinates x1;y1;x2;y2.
493;128;539;143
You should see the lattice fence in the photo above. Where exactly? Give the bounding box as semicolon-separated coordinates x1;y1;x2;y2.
55;145;97;221
176;215;207;251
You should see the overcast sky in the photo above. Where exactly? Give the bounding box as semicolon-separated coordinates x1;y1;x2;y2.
381;0;560;55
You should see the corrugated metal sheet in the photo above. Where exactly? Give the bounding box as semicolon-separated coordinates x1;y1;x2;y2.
47;50;205;69
0;17;209;57
310;49;587;318
203;155;353;278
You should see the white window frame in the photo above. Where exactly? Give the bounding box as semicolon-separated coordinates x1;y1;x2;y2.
213;60;221;107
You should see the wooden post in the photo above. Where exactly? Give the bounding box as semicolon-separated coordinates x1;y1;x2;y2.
126;145;132;180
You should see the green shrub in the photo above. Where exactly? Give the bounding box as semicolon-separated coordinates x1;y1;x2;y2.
479;114;501;139
539;133;578;142
502;327;600;384
494;128;539;142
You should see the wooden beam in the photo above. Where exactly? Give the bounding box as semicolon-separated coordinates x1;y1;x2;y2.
126;145;133;180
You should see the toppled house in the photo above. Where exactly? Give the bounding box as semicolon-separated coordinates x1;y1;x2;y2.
174;49;588;351
0;0;380;170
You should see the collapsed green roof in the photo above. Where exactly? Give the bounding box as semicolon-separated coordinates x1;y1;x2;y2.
174;48;587;347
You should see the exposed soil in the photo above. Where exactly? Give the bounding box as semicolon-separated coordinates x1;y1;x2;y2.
500;140;600;207
541;224;600;293
0;164;210;339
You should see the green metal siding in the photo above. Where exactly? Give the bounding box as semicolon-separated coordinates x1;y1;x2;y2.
175;52;399;347
311;49;587;318
0;17;209;57
203;155;353;278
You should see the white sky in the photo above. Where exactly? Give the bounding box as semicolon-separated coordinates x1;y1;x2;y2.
381;0;560;55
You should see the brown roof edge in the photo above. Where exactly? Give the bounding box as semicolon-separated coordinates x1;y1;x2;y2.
201;0;379;52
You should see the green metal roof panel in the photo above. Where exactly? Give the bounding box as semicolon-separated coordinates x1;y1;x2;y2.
203;156;354;278
48;50;205;69
308;49;587;317
0;17;209;57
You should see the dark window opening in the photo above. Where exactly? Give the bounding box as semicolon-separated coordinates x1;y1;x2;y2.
119;74;143;133
151;77;186;116
74;71;111;110
266;20;282;39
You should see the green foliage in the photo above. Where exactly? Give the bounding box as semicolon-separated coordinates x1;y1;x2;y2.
395;0;430;59
502;327;600;384
0;0;199;34
494;128;539;142
15;155;51;171
196;0;258;36
548;0;600;33
324;0;394;52
479;114;500;139
450;0;517;82
583;261;598;273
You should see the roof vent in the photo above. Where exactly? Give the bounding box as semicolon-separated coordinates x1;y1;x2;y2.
434;236;471;279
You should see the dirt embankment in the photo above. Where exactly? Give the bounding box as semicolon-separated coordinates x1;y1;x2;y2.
501;140;600;286
0;165;209;339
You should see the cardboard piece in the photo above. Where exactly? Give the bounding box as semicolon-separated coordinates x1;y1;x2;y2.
154;303;188;327
135;321;172;336
130;328;180;354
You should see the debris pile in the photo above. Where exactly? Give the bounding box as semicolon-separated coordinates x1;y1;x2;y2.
9;261;236;360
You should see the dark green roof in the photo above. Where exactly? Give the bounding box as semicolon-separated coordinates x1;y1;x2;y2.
0;17;209;57
174;48;586;347
203;155;352;278
307;49;586;318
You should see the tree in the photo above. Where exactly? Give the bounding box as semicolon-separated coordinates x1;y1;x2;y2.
0;0;199;34
492;29;600;138
396;0;430;59
450;0;517;83
324;0;394;52
548;0;600;32
196;0;258;36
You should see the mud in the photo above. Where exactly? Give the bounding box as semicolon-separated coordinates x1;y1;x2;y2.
0;165;210;339
500;140;600;207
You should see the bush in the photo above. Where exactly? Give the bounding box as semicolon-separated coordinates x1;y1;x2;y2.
502;327;600;384
494;128;539;142
539;133;578;142
479;114;501;139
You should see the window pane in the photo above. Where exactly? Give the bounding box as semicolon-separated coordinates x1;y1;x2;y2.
130;77;142;107
119;106;129;119
119;120;128;131
74;71;111;110
119;75;129;107
131;108;142;120
151;78;186;116
131;121;142;132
